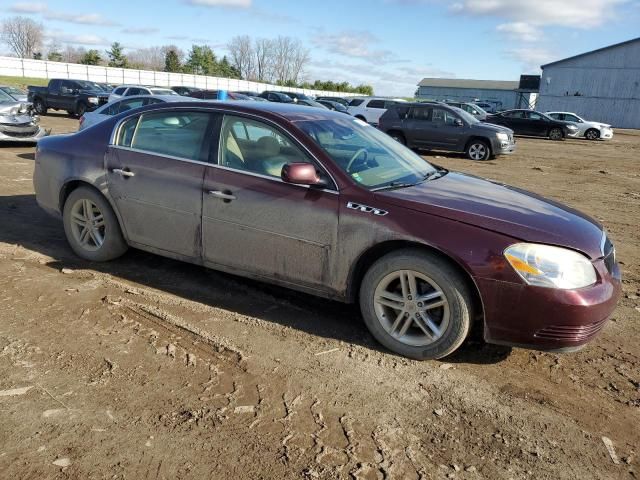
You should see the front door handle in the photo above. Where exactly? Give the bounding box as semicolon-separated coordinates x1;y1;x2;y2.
112;168;135;178
208;190;236;201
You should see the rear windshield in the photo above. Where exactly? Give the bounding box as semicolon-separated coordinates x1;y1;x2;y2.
150;88;178;96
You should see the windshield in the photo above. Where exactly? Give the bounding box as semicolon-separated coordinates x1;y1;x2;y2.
297;116;437;190
0;90;15;102
74;80;102;90
1;86;25;96
450;106;479;124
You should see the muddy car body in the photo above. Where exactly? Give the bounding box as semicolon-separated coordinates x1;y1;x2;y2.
33;102;621;359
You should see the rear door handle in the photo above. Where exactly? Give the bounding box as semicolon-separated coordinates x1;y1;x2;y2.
112;168;135;178
208;190;236;201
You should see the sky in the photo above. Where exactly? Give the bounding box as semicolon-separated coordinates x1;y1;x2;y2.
2;0;640;96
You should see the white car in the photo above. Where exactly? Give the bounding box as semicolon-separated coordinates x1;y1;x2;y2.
79;95;196;130
545;112;613;141
108;85;179;103
347;97;407;125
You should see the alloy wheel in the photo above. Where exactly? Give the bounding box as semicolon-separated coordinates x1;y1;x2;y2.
69;199;106;251
469;143;487;160
373;270;450;347
586;130;599;140
549;128;563;140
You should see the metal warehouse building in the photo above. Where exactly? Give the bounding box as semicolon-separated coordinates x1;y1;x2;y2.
415;78;536;111
536;37;640;129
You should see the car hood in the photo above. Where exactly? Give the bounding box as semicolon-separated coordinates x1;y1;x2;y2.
473;122;512;134
585;121;611;129
80;89;109;97
377;172;605;259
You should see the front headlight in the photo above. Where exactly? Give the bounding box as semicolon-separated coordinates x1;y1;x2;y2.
504;243;597;289
496;132;509;141
87;97;99;104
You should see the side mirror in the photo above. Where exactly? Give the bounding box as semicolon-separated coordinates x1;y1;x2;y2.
453;118;464;127
281;163;323;186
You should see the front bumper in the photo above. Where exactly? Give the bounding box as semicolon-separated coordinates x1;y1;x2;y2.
0;123;49;143
478;256;622;352
491;136;517;155
600;128;614;140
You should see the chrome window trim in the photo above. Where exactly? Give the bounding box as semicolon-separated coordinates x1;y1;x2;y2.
218;112;338;192
109;145;338;195
109;105;339;192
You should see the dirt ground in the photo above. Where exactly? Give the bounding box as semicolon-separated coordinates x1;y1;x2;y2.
0;114;638;480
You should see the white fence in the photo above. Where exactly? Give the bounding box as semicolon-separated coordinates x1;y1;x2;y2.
0;56;359;98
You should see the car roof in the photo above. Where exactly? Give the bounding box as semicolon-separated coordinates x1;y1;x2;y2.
120;100;348;123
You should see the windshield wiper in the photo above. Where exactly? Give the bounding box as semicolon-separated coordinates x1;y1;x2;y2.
371;182;417;192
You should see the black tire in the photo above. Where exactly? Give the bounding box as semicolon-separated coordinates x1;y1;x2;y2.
389;131;406;145
75;102;87;117
66;110;75;115
465;139;491;161
585;128;600;141
549;127;564;141
33;98;47;115
62;186;128;262
359;249;474;360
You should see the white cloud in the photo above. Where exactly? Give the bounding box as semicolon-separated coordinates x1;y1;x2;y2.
311;30;399;63
450;0;627;28
45;30;110;46
122;27;159;34
504;47;555;72
44;12;118;26
184;0;252;7
496;22;541;42
9;2;47;13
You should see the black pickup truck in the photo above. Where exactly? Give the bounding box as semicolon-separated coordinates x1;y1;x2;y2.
28;79;109;117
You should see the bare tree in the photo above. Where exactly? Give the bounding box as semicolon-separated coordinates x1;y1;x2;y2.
271;36;294;84
128;46;166;71
61;45;87;64
289;42;310;85
1;16;43;58
254;38;274;82
227;35;254;80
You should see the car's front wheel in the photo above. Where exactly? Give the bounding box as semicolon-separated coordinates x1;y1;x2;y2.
33;98;47;115
549;128;564;141
75;102;87;117
359;250;474;360
466;140;491;161
63;186;128;262
585;128;600;141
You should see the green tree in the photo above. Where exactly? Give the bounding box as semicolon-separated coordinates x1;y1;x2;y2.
106;42;128;68
47;50;62;62
79;49;102;65
164;48;181;72
184;45;217;75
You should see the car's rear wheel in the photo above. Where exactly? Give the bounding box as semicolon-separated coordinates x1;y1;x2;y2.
585;128;600;141
63;187;128;262
33;98;47;115
389;131;406;145
466;140;491;161
359;250;473;360
549;128;564;141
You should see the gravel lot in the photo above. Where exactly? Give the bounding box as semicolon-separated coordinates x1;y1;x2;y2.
0;114;638;479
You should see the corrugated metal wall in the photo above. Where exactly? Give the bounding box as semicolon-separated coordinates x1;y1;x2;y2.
416;87;531;110
537;40;640;129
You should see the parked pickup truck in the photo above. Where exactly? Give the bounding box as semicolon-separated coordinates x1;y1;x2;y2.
28;79;109;117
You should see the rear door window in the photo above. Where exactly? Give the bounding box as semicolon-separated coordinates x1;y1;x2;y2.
504;111;525;119
408;107;431;121
366;100;385;109
116;111;212;161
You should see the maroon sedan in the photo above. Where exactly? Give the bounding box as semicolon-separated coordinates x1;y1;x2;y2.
33;102;621;359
